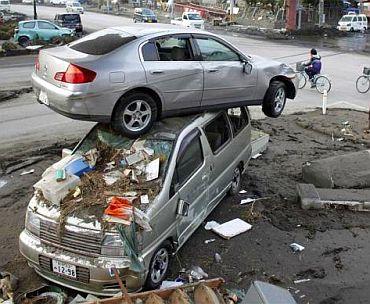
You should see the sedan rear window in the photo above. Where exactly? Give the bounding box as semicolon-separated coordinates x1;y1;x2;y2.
61;14;81;22
69;29;136;55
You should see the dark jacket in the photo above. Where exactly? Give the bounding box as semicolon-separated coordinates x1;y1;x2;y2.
304;55;322;74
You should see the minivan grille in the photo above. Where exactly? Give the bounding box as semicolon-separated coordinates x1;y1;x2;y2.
39;255;90;283
40;220;102;256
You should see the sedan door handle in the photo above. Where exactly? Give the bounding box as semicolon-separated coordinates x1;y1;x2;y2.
149;70;164;74
206;69;219;73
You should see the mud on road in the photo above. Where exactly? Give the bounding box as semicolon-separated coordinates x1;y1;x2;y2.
1;109;370;303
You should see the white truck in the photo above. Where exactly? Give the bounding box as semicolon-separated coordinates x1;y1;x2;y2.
170;12;205;29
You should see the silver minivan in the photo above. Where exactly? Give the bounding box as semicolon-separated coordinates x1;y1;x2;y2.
19;107;252;295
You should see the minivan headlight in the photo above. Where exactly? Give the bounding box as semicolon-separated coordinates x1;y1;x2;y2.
101;234;125;257
25;209;40;237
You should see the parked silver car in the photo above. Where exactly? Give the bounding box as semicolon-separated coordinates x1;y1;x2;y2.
19;107;252;295
32;25;298;138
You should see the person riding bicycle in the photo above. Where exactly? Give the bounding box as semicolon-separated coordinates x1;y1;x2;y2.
304;48;322;88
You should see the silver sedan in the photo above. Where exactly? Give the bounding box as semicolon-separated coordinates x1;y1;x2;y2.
32;25;298;137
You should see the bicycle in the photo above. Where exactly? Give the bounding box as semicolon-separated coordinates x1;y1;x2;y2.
296;62;332;94
356;67;370;94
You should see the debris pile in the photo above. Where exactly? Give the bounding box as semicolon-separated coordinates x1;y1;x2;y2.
32;126;172;227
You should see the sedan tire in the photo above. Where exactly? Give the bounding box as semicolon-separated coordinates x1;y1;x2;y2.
145;241;171;290
112;92;157;138
262;81;287;118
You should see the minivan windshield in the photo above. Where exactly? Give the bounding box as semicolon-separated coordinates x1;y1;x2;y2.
0;0;10;4
340;16;353;22
75;124;174;180
69;28;136;55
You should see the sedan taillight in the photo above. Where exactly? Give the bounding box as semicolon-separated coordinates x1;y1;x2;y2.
54;64;96;84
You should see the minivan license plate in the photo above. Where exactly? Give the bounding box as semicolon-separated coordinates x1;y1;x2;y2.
39;90;49;106
52;260;77;279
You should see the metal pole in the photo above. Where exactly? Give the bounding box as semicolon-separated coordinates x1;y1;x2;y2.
318;0;324;26
33;0;37;20
230;0;233;22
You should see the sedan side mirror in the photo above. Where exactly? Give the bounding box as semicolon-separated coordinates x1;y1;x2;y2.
176;199;189;216
243;61;253;74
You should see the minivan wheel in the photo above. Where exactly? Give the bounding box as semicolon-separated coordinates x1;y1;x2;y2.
112;92;157;138
229;166;241;196
262;81;287;118
18;36;30;47
145;242;171;290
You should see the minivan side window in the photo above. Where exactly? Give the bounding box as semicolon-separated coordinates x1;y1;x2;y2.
23;22;36;29
227;107;249;135
204;114;231;153
174;130;204;187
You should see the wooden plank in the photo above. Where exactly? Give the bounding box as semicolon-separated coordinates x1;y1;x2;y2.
90;278;225;304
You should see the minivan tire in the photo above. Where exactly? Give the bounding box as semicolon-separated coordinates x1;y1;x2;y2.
229;165;242;196
112;92;158;138
18;36;30;47
262;81;287;118
145;241;172;290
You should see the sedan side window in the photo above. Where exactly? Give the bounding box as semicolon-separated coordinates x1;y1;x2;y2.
154;37;193;61
204;113;231;153
23;21;36;29
38;21;57;30
173;130;204;188
195;38;240;61
227;107;249;135
142;42;159;61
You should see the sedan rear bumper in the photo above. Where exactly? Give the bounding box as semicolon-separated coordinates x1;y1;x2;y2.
31;72;110;123
19;230;145;296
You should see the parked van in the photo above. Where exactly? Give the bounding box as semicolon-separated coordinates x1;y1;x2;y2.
66;1;84;14
0;0;11;12
337;13;368;31
19;107;252;296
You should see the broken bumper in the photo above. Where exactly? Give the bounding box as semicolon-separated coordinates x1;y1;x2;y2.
19;230;145;296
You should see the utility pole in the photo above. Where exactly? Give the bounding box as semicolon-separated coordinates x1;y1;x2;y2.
230;0;234;22
33;0;37;20
318;0;324;26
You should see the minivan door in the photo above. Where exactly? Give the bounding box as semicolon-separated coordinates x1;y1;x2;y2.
172;129;210;246
141;35;203;113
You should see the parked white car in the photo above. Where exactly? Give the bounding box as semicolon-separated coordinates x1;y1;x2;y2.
171;12;205;30
0;0;10;12
66;1;84;14
337;13;368;31
22;0;33;4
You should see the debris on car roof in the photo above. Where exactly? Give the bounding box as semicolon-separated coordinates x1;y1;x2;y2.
32;123;182;228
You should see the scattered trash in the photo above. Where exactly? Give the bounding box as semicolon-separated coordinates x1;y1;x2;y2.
290;243;305;252
336;138;344;142
0;179;7;190
214;253;222;263
251;153;262;159
205;221;220;230
140;195;149;205
17;285;66;304
239;190;247;194
240;198;255;205
103;170;124;186
189;266;208;280
160;281;184;289
245;281;297;304
126;151;144;166
145;158;160;181
296;224;301;227
0;272;18;302
65;155;93;177
294;279;311;284
72;186;81;198
342;121;349;125
55;169;66;182
212;218;252;239
20;169;35;176
300;294;306;299
204;238;216;244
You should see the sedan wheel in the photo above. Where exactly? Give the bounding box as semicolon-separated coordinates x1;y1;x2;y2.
262;81;287;118
145;243;171;290
112;92;157;138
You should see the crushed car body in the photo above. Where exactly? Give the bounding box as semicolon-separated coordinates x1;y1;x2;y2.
19;107;252;296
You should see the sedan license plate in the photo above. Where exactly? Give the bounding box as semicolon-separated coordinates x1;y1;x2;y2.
38;90;49;106
52;259;77;279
